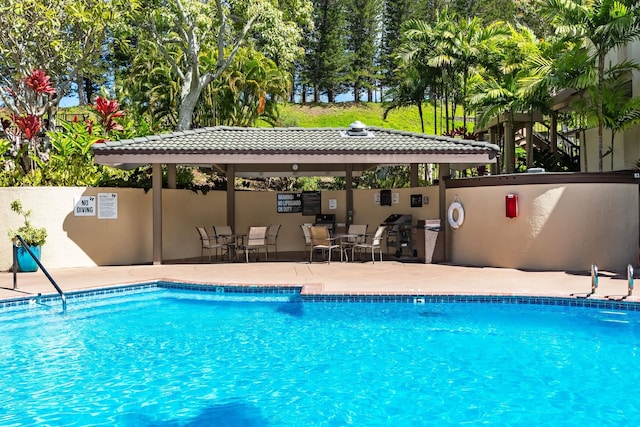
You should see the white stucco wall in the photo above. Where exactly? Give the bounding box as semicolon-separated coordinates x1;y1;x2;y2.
447;183;639;271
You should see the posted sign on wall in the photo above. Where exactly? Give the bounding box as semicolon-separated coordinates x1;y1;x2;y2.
98;193;118;219
74;196;96;216
277;193;302;213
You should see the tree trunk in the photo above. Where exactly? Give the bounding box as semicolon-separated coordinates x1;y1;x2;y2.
77;76;87;106
327;89;335;103
581;126;588;171
177;85;205;131
354;80;360;103
84;78;95;103
418;101;424;133
462;70;468;129
444;91;450;133
610;132;615;171
439;96;444;135
431;88;437;134
313;84;320;103
597;53;605;172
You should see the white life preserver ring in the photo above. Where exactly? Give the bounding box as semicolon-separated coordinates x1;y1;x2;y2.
447;201;465;230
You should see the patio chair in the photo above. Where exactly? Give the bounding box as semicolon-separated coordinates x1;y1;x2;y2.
300;223;313;260
339;224;368;262
236;226;268;263
214;225;234;243
196;227;225;262
309;226;340;264
352;225;386;263
266;224;282;259
213;225;235;259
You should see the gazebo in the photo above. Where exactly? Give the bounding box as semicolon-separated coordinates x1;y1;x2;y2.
92;121;499;264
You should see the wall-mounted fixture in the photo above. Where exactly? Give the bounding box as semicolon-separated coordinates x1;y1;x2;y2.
506;194;518;218
291;163;299;171
380;189;392;206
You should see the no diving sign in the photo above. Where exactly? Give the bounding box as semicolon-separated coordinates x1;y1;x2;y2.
74;196;96;216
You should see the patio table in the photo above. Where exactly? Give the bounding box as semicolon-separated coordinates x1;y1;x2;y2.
334;233;365;262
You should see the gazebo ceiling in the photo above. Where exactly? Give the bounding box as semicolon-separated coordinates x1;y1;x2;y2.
92;124;500;175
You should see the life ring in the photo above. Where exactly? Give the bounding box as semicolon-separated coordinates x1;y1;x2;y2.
447;201;465;230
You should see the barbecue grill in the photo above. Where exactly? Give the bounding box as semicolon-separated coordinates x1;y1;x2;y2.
382;214;415;257
314;213;336;233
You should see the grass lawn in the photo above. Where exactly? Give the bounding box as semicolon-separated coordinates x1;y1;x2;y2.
260;102;469;135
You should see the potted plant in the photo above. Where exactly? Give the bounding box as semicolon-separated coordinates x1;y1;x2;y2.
8;199;47;272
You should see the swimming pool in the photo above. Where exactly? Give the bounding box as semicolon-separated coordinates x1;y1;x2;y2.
1;284;640;426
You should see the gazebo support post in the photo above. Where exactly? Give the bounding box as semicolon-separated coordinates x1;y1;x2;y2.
410;163;419;187
226;164;236;232
346;164;353;228
152;163;163;265
438;163;450;262
167;164;177;189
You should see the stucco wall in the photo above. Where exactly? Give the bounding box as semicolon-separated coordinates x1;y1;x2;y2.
446;183;639;271
1;181;636;272
0;186;439;269
0;187;154;269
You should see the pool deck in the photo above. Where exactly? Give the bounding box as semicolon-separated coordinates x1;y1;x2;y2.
0;260;637;303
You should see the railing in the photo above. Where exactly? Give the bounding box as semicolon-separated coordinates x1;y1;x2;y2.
12;235;67;312
532;122;581;159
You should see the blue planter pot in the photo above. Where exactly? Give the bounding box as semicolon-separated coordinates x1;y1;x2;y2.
16;245;41;272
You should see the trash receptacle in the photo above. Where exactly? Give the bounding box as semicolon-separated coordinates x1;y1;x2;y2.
416;219;444;263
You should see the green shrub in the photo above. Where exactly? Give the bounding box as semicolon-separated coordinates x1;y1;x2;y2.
8;199;47;247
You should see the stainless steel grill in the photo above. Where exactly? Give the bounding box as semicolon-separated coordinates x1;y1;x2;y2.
382;214;414;257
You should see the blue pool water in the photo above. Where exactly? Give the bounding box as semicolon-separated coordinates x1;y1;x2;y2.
1;288;640;426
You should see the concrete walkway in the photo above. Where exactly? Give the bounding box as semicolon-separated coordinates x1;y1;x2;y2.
0;261;636;303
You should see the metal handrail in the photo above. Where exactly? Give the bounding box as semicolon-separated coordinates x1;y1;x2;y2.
12;235;67;312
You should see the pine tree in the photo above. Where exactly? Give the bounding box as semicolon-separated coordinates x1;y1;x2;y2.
380;0;416;89
346;0;382;102
304;0;349;102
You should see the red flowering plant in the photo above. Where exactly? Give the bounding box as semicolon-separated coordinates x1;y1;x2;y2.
443;127;480;140
0;69;55;175
93;96;125;133
24;69;56;96
45;95;126;185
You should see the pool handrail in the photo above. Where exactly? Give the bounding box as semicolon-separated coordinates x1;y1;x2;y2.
12;235;67;313
628;264;634;297
591;263;598;295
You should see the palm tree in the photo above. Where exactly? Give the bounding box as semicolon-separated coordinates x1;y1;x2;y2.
397;14;458;133
441;16;510;128
541;0;640;171
469;72;525;173
382;66;430;133
210;49;290;127
602;82;640;170
397;11;509;133
469;25;553;173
